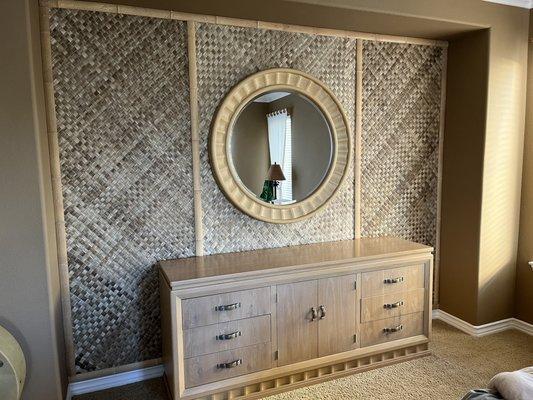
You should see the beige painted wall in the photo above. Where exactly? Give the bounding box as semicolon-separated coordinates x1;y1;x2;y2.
439;29;490;324
515;10;533;324
0;0;67;399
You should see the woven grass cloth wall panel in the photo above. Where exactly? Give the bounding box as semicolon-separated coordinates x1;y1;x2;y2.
361;41;443;250
196;23;357;255
49;9;194;373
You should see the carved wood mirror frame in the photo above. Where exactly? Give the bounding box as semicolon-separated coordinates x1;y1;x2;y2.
209;68;352;223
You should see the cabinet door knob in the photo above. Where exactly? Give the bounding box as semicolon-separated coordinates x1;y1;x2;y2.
383;277;404;284
383;301;404;309
216;331;242;341
310;307;318;321
215;302;241;311
319;305;326;320
216;359;242;369
383;324;403;334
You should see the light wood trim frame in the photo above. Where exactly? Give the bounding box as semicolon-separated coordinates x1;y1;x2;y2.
434;47;448;306
186;21;204;256
354;39;363;238
39;0;448;48
210;68;352;223
38;4;77;377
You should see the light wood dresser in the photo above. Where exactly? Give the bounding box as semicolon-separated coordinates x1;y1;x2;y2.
159;236;433;400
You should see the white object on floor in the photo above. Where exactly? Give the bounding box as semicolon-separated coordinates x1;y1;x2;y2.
489;367;533;400
0;325;26;400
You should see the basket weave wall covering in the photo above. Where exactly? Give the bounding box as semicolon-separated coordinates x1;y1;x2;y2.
361;41;443;250
49;9;194;373
48;11;444;374
196;23;357;255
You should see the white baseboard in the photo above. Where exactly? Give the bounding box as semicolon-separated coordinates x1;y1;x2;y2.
432;309;533;337
66;364;164;399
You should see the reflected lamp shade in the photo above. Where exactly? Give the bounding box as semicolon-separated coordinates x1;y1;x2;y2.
266;163;286;181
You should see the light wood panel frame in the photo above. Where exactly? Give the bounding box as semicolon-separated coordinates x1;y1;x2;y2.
38;4;77;377
187;21;204;256
37;0;447;378
210;68;352;223
434;47;448;307
354;39;363;238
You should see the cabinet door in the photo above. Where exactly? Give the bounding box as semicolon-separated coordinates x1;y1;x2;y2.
318;274;357;357
276;280;318;366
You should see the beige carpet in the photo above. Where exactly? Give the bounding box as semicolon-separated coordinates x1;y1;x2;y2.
74;321;532;400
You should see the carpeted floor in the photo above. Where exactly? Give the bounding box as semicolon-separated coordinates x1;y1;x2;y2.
73;321;532;400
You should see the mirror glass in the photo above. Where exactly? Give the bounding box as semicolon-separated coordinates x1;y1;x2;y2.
229;91;333;205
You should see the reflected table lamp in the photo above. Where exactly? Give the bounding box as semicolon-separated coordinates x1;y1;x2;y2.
266;162;286;202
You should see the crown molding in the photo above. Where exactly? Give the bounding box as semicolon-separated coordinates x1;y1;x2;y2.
484;0;533;9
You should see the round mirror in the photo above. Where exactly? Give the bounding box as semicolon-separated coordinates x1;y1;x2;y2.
230;91;333;205
210;68;351;223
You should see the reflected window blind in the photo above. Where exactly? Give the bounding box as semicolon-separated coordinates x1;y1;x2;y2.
281;115;292;201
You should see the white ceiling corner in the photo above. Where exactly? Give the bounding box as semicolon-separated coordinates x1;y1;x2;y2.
483;0;533;9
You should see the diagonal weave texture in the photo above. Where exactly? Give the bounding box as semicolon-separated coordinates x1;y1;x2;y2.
50;9;194;373
361;41;443;251
196;23;357;255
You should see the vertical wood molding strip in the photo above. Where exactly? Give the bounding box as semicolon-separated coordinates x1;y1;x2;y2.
354;39;363;239
38;4;77;376
434;48;448;306
187;21;205;257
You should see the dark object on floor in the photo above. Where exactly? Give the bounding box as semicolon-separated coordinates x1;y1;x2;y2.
461;389;503;400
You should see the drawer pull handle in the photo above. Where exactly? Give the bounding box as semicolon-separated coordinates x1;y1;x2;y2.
216;331;242;341
383;324;403;334
310;307;318;322
383;301;404;309
217;359;242;369
215;302;241;311
384;277;404;284
319;305;326;320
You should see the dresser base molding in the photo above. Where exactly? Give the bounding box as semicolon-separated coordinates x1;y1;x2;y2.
177;337;429;400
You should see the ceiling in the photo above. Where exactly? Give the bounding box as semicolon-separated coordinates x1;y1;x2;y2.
484;0;532;8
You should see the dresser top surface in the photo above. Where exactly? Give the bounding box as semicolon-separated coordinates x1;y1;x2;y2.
160;236;432;288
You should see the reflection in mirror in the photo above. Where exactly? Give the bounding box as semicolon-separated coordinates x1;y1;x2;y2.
230;91;333;205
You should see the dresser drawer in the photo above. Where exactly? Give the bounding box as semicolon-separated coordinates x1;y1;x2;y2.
360;312;424;347
361;265;424;298
184;342;272;388
361;288;425;323
184;315;271;358
182;287;271;329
